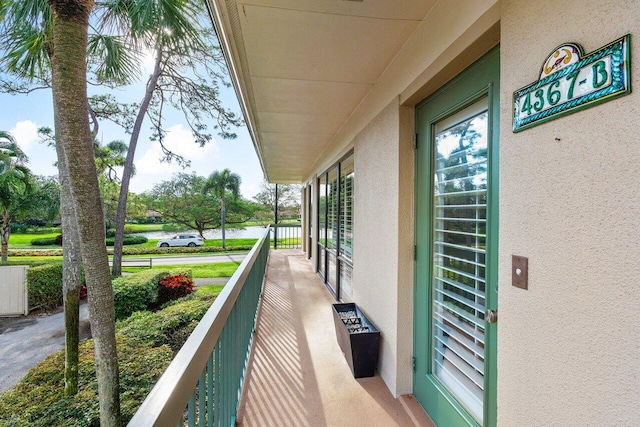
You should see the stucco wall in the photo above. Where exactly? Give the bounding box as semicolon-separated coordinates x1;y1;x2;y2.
353;98;414;397
499;0;640;424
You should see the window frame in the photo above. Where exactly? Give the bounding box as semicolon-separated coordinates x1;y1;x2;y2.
316;150;354;300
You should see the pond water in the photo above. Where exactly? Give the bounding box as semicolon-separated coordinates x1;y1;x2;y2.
136;225;270;240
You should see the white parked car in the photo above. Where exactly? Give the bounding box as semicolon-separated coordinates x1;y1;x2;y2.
157;234;204;248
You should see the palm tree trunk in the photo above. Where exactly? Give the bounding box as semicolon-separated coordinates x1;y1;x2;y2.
48;1;121;424
112;47;163;277
57;150;83;397
221;196;226;249
1;211;9;262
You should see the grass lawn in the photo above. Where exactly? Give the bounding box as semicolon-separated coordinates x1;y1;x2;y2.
122;261;241;278
8;233;59;249
196;284;226;295
122;223;167;232
7;231;258;251
123;223;184;233
271;237;301;247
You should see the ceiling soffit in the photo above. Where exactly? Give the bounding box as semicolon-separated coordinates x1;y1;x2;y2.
215;0;434;182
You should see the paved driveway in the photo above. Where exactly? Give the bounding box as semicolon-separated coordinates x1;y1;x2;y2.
0;303;90;393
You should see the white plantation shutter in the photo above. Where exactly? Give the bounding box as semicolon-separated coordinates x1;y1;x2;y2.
431;99;488;423
340;156;354;262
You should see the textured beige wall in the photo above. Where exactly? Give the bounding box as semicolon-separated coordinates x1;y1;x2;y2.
396;104;415;395
499;0;640;424
353;98;414;397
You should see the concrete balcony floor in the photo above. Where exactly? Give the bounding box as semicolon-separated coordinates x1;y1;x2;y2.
237;250;432;427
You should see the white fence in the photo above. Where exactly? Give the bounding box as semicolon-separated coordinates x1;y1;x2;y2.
0;266;29;316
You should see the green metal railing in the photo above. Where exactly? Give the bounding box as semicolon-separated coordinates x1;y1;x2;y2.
128;227;270;427
271;223;302;249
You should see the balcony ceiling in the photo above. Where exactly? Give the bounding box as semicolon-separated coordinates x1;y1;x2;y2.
207;0;436;183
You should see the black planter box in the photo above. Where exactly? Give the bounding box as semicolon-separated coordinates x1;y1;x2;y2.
332;303;380;378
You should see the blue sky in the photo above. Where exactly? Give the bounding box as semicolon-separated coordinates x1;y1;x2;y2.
0;72;265;199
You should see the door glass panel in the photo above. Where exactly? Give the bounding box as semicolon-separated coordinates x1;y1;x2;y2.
318;175;327;277
431;97;488;424
327;167;339;251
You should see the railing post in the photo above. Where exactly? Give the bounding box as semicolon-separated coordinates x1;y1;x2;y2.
274;183;279;249
273;224;278;249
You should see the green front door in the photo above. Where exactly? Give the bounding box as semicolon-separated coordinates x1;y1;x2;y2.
414;48;499;427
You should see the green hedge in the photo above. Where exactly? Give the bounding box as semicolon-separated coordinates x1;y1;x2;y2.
123;245;253;255
112;270;167;320
31;235;149;247
105;235;149;246
118;293;215;352
0;260;55;267
6;263;193;315
26;263;63;312
112;268;192;320
0;293;217;426
8;245;254;257
30;237;58;246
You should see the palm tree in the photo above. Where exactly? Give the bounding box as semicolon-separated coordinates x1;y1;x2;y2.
1;0;121;423
49;3;122;424
94;139;129;182
0;131;19;176
95;139;132;229
0;131;32;262
203;169;241;249
1;1;235;417
1;0;241;277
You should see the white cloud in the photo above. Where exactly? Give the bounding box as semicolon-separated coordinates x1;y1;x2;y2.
163;124;219;158
134;124;219;176
6;120;58;176
10;120;40;153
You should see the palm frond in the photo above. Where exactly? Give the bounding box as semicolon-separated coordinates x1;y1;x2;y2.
1;24;52;80
0;131;17;145
88;33;142;84
0;0;53;81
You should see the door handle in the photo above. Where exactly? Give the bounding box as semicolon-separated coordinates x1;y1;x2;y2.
485;309;498;324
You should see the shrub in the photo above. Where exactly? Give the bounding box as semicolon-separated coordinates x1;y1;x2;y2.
0;293;218;426
112;269;169;320
23;233;148;248
106;228;138;238
7;244;255;257
161;223;182;231
30;237;58;246
118;293;216;351
105;235;148;246
0;260;54;267
10;225;61;234
9;222;28;234
157;275;195;306
169;268;193;281
138;245;254;255
26;263;63;312
0;336;172;426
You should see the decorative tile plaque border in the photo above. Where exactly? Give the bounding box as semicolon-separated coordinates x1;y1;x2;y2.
513;34;631;132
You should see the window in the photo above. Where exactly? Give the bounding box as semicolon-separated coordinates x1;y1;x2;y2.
317;173;327;279
339;154;354;298
317;151;354;300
